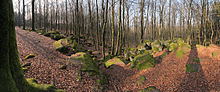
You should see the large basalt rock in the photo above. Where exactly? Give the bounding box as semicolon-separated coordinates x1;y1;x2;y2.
131;52;156;70
151;40;163;53
26;78;66;92
68;52;99;75
105;57;126;68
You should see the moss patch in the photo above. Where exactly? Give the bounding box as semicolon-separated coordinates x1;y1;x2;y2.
26;78;65;92
22;62;31;67
68;52;99;75
24;54;35;60
139;86;160;92
105;57;125;68
212;52;220;58
186;64;199;73
137;76;146;84
176;48;185;58
193;58;200;63
131;52;156;70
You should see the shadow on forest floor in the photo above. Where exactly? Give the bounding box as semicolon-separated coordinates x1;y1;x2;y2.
176;45;209;92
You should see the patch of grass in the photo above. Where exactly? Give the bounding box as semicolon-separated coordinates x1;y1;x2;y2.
193;58;200;63
24;54;35;60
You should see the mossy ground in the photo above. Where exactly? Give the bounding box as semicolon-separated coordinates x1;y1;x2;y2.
139;86;160;92
27;78;66;92
186;64;199;73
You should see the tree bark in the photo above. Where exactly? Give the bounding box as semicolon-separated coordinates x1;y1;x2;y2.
32;0;35;31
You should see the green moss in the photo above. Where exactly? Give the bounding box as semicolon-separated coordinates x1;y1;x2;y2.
151;40;163;52
139;86;160;92
168;43;178;52
176;48;185;58
22;66;30;72
137;76;146;84
159;52;167;59
50;34;64;41
26;78;66;92
186;64;199;73
97;75;108;85
131;53;156;70
212;52;220;58
69;52;99;75
53;39;64;49
24;54;35;60
22;62;31;67
105;57;125;68
193;58;200;63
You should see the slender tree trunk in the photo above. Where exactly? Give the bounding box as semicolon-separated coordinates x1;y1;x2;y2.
168;0;171;40
111;0;115;55
115;0;122;56
23;0;25;30
39;0;42;28
96;0;99;50
102;0;109;59
66;0;68;34
126;1;130;47
140;0;144;43
32;0;35;31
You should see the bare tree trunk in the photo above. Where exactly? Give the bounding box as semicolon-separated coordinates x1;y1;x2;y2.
111;0;115;55
115;0;122;56
126;0;130;47
102;0;109;59
23;0;25;30
66;0;68;34
96;0;99;50
168;0;172;40
32;0;35;31
140;0;144;43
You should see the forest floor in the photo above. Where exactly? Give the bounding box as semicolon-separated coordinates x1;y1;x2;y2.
16;27;220;92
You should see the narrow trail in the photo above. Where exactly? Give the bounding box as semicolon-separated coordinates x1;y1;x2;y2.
16;27;97;92
16;27;220;92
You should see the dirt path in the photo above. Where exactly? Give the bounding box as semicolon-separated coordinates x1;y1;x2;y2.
16;27;97;92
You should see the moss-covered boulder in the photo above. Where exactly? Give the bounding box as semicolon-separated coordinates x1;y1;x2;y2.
151;40;163;53
105;57;126;68
131;52;156;70
50;34;64;41
139;86;160;92
24;54;35;60
27;78;65;92
54;39;78;55
68;52;99;75
168;43;178;52
43;31;59;37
